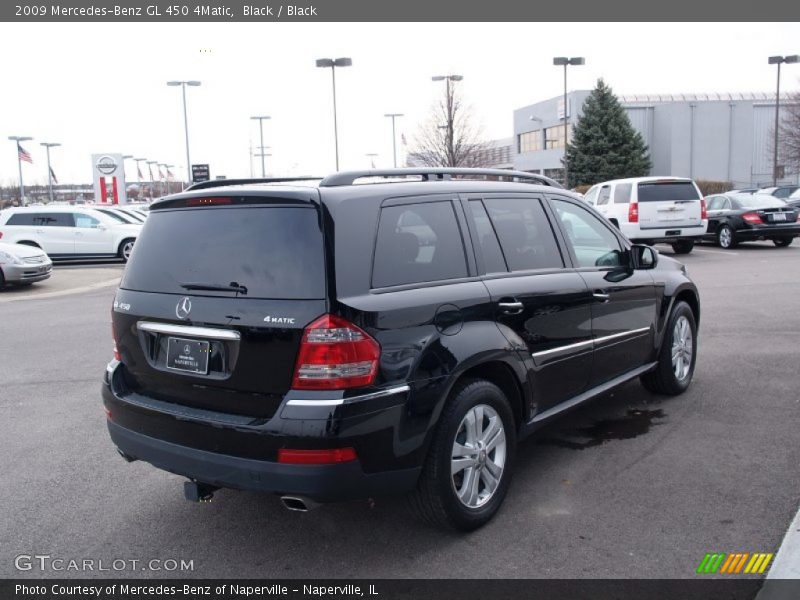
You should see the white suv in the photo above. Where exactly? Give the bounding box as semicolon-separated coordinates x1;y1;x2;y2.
0;206;141;261
583;177;707;254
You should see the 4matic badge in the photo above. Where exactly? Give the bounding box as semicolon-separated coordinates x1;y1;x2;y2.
263;315;295;325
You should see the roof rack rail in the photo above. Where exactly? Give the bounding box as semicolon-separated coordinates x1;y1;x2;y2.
319;168;564;188
184;177;322;192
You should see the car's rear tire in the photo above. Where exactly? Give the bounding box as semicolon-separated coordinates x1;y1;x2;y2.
118;238;135;263
717;225;737;249
773;237;794;247
409;378;516;531
640;301;697;396
671;240;695;255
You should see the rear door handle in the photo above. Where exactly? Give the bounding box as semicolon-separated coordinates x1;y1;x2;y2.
498;300;524;314
592;291;611;302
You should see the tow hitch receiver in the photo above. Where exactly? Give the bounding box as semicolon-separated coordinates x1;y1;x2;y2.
183;480;219;503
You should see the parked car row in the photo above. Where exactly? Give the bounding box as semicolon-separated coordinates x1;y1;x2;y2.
583;177;800;252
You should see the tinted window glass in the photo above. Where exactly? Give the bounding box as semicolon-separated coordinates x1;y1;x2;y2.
8;212;74;227
583;187;599;205
731;194;786;209
596;186;612;205
469;200;507;274
551;199;624;268
372;201;467;288
637;181;700;202
706;196;723;210
614;183;632;204
483;198;563;271
121;206;325;299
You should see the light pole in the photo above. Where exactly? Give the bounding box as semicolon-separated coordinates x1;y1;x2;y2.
146;161;158;201
553;57;585;188
40;142;61;204
768;55;799;186
167;80;201;189
384;113;404;168
254;147;272;175
432;75;463;167
8;136;33;205
250;116;271;177
316;57;353;171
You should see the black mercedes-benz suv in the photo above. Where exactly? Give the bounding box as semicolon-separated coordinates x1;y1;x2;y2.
103;168;700;530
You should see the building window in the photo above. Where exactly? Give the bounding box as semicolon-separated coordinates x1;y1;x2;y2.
518;130;543;153
543;124;572;150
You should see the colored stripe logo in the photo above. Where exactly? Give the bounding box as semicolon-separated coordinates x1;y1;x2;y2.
696;552;774;574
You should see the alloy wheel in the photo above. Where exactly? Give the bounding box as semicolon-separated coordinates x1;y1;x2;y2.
671;315;693;382
451;404;507;508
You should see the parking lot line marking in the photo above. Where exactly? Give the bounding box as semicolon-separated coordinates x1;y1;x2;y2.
692;248;740;256
0;277;120;303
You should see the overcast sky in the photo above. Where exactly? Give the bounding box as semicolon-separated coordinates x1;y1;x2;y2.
0;22;798;185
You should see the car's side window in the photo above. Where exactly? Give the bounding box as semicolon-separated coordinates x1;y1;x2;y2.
583;186;599;205
74;213;101;229
482;197;563;272
7;213;35;226
22;212;74;227
614;183;632;204
721;198;731;210
372;201;468;288
550;199;625;268
596;185;612;206
468;200;507;274
706;196;723;210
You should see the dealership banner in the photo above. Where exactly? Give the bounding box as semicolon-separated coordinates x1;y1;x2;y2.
3;0;798;21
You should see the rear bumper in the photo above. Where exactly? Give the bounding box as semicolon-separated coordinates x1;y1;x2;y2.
101;362;426;502
620;223;707;243
107;420;420;502
2;262;52;283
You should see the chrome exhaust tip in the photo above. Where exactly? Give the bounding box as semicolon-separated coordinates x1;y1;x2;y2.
280;496;320;512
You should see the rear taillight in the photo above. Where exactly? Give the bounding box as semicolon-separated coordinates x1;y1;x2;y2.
111;309;121;361
628;201;639;223
700;198;708;220
291;314;380;390
278;448;358;464
742;212;762;225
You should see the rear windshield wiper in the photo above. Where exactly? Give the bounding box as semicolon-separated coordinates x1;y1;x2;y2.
179;281;248;295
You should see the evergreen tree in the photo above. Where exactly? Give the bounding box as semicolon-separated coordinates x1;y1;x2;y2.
566;79;651;187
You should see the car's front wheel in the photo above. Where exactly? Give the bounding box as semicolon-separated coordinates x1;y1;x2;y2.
409;379;516;531
773;237;794;247
641;301;697;396
118;238;135;263
671;240;695;254
717;225;737;249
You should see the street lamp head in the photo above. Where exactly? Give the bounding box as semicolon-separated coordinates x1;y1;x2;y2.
785;55;800;64
384;113;404;118
122;154;133;159
553;57;569;66
8;136;33;142
251;115;271;120
432;74;463;82
167;81;182;86
569;57;585;66
187;81;202;86
40;142;62;148
334;57;352;67
450;75;463;81
135;157;147;161
316;58;335;68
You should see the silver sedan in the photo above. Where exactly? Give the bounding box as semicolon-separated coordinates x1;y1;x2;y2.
0;241;52;288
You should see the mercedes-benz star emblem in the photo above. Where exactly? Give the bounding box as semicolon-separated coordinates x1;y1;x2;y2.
176;297;192;319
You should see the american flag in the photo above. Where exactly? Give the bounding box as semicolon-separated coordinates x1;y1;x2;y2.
49;166;58;184
167;168;175;182
159;167;166;181
137;164;144;180
18;144;33;164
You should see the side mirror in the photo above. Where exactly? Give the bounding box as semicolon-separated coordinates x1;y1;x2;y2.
631;244;658;270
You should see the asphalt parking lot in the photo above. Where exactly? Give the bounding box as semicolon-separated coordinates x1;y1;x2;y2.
1;243;798;579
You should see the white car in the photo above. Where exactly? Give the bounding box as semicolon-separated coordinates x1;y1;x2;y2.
0;206;141;262
0;240;52;288
583;177;707;254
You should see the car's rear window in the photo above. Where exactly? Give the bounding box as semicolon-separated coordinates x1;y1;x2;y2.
731;194;787;209
121;205;325;299
637;181;700;202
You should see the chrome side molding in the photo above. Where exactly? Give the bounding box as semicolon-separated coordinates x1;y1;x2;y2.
137;321;241;341
286;384;411;407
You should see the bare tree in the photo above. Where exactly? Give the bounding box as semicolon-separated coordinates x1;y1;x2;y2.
408;79;488;168
779;87;800;173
